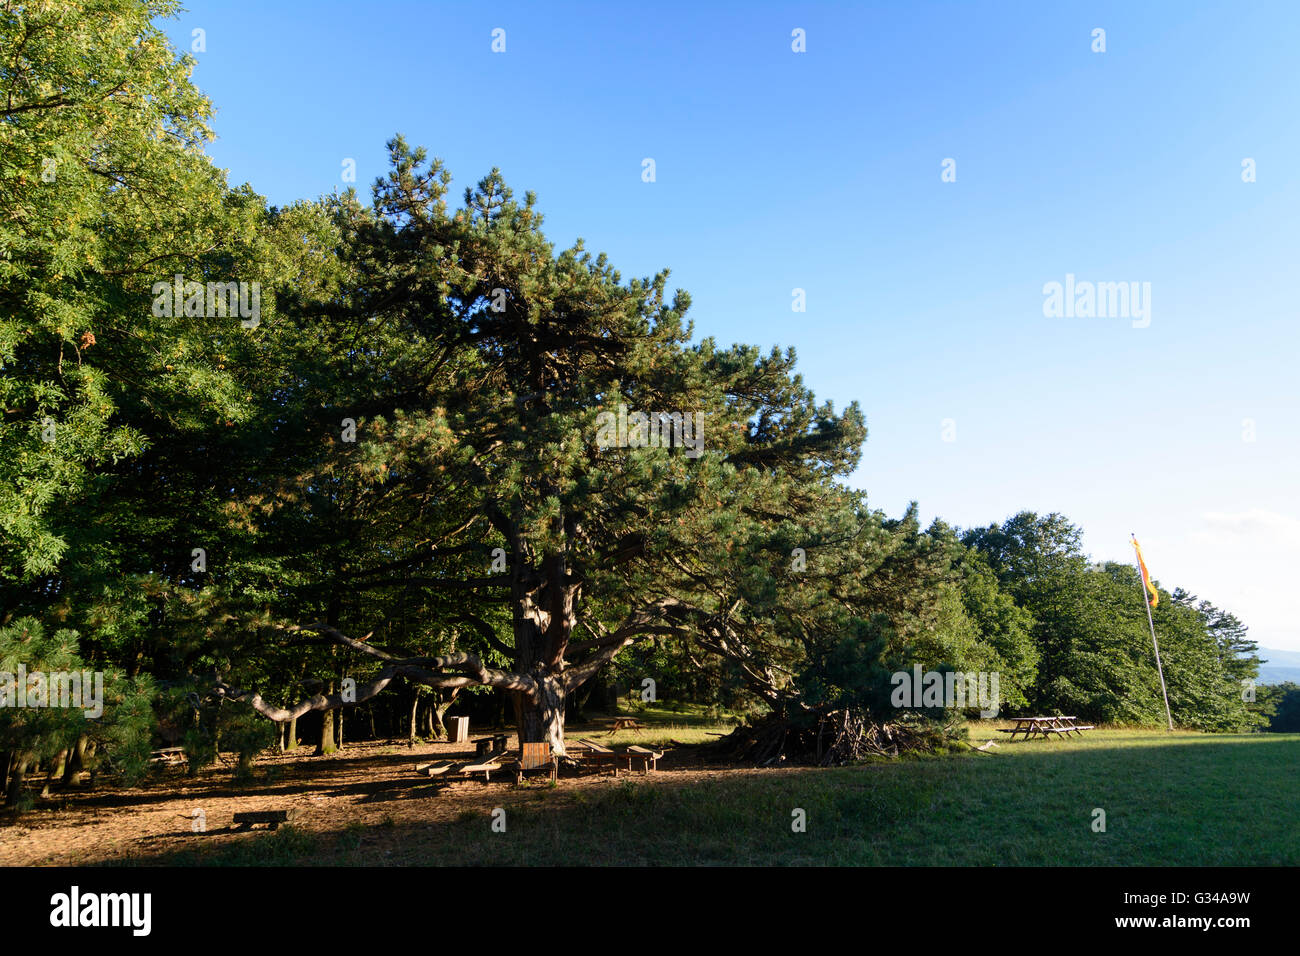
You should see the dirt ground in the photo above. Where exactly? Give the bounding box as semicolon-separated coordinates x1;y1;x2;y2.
0;733;774;866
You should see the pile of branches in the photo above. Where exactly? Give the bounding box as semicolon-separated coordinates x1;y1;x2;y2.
709;708;962;767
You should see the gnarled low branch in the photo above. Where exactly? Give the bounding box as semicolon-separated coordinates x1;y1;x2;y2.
215;623;541;721
214;663;474;721
562;599;690;690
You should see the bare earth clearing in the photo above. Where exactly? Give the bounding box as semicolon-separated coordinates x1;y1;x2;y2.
0;734;775;866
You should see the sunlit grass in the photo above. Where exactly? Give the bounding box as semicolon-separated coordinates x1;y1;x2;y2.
138;727;1300;866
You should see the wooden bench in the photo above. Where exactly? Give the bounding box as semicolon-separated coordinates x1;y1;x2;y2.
233;810;298;831
1037;716;1094;737
413;758;493;787
461;755;503;782
623;745;662;773
415;760;456;777
575;738;621;775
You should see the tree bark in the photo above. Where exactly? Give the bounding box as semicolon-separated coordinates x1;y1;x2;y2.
64;735;86;783
318;591;342;756
316;680;337;756
513;673;567;755
5;754;30;808
430;689;458;739
286;714;299;751
507;551;581;754
41;749;68;798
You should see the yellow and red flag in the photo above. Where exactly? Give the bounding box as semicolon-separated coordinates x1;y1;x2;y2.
1132;536;1158;608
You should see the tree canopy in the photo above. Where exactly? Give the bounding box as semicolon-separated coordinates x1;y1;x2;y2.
0;1;1272;804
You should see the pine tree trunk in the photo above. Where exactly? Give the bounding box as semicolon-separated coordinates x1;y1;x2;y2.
513;674;567;756
5;754;30;808
508;554;579;755
316;680;337;756
41;749;68;797
317;709;335;755
317;592;342;756
84;739;97;788
65;734;88;784
430;689;458;740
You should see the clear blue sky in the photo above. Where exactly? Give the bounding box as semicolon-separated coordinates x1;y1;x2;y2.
162;1;1300;651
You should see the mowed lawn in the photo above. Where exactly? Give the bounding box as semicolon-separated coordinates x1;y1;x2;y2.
139;727;1300;866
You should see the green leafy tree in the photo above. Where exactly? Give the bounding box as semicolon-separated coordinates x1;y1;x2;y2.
0;617;151;808
1257;682;1300;733
964;513;1260;728
192;140;884;754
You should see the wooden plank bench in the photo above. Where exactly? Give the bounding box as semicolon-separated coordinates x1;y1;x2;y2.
233;810;298;831
461;755;503;782
623;745;662;773
415;760;456;777
575;738;620;775
1036;715;1094;738
1047;724;1095;736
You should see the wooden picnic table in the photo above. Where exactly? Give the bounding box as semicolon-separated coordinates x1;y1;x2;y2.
605;717;644;734
998;715;1094;741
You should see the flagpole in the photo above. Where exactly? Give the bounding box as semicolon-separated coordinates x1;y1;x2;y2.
1132;534;1174;732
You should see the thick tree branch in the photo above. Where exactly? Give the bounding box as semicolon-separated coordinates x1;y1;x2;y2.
220;624;540;720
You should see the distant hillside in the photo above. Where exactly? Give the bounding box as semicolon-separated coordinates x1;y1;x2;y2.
1257;647;1300;686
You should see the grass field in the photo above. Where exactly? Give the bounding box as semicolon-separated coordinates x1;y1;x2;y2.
128;724;1300;867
